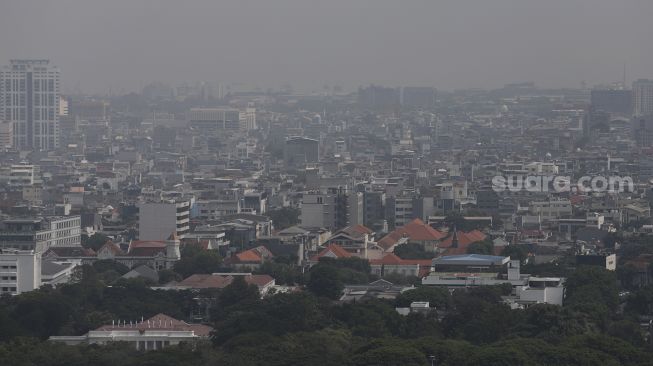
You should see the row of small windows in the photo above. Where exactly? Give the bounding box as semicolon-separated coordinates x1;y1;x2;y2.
0;287;17;293
1;78;57;92
2;93;55;107
0;265;17;270
56;220;79;229
0;276;17;281
54;237;78;245
3;108;56;121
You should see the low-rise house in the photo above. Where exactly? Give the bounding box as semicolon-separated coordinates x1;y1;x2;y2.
226;246;274;271
309;244;352;264
163;272;275;295
323;224;375;258
369;253;431;278
378;218;445;252
437;229;487;255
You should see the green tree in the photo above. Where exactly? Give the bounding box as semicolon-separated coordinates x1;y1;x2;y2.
267;207;300;230
81;233;110;251
500;245;529;262
173;246;223;278
467;240;493;255
92;260;130;275
217;276;260;309
307;265;344;300
254;261;303;285
352;343;427;366
395;287;451;310
157;269;181;284
565;266;619;311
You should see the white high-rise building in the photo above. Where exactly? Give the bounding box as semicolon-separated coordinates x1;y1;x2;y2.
0;60;60;150
633;79;653;117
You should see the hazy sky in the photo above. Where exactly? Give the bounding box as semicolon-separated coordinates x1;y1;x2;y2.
1;0;652;94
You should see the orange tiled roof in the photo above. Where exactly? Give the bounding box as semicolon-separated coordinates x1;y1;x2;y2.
130;240;166;248
343;224;373;235
439;230;487;248
310;244;353;261
233;246;273;263
378;219;445;251
371;253;433;266
236;250;262;262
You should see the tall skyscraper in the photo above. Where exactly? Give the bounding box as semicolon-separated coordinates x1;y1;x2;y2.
633;79;653;117
0;60;60;150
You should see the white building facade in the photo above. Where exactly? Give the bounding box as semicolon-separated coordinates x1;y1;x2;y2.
0;249;41;295
0;60;60;150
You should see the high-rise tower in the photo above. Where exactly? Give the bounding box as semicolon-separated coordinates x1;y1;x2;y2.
0;60;60;150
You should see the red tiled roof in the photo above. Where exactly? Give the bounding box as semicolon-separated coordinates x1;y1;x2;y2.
245;274;275;287
179;274;232;288
233;246;273;263
378;219;445;251
181;238;211;250
370;253;405;265
439;230;487;248
236;250;262;262
130;240;166;248
310;244;352;261
344;224;373;235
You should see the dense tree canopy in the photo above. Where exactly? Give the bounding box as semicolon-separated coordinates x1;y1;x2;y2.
2;248;653;365
81;233;110;251
173;246;224;278
267;207;300;230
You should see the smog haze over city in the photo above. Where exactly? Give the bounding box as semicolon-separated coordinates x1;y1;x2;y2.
2;1;653;365
2;0;653;93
